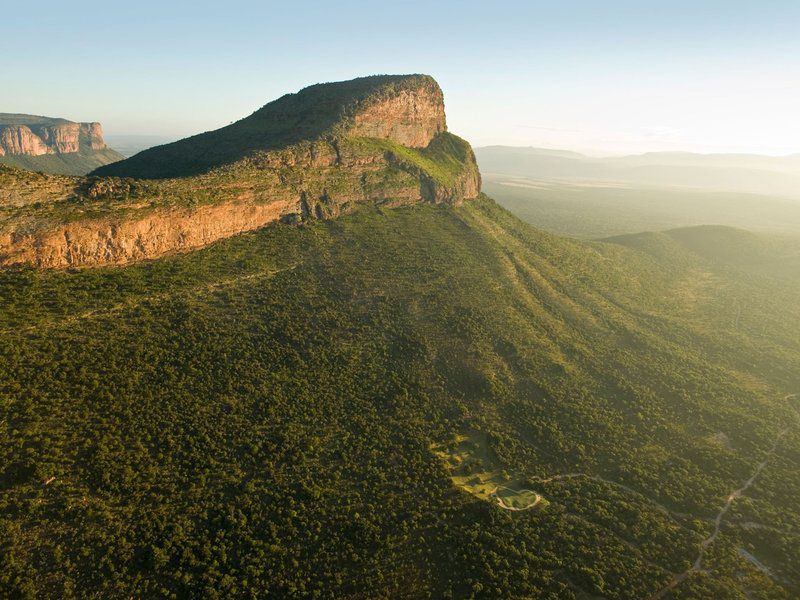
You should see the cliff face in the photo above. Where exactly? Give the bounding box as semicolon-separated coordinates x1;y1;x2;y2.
0;75;481;269
0;117;108;157
347;82;446;147
0;199;297;269
0;115;124;176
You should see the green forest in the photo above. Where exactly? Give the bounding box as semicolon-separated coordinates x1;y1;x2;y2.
1;197;798;598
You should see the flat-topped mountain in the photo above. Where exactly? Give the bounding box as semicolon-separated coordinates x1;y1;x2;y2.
94;74;449;179
0;75;480;268
0;114;124;175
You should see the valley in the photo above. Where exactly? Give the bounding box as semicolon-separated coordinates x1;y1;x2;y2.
482;175;800;240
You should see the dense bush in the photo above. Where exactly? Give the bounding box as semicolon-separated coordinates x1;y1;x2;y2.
0;198;798;598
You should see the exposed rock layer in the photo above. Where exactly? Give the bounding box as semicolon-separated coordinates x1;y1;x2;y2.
93;75;449;180
0;199;296;268
0;136;480;268
0;118;108;157
347;86;446;147
0;114;124;175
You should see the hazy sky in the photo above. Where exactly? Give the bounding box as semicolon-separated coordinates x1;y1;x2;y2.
6;0;800;155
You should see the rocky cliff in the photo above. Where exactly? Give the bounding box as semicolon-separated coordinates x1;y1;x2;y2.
346;82;446;147
0;75;481;268
0;114;124;175
0;119;106;156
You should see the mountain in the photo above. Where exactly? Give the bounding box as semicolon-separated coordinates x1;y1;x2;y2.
0;75;480;268
1;77;799;599
606;225;800;282
94;74;450;179
0;114;124;175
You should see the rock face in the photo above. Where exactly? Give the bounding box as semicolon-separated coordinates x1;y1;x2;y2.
0;116;108;157
0;114;124;175
0;75;481;269
347;84;446;147
0;198;297;268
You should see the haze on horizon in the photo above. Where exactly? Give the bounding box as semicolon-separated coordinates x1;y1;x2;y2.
4;0;800;156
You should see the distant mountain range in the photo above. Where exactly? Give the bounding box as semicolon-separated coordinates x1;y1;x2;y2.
476;146;800;199
0;114;124;175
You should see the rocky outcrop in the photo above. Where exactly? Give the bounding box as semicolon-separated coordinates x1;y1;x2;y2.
347;83;446;148
0;117;109;157
0;133;480;268
0;75;481;269
0;126;51;156
0;198;297;268
0;115;123;176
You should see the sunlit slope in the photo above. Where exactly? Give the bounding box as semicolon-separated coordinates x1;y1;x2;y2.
1;198;798;598
607;224;800;281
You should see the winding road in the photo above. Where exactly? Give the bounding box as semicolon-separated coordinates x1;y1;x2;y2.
648;426;789;599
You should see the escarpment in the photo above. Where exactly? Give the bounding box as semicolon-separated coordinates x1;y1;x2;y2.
0;114;124;175
0;75;481;269
0;120;106;156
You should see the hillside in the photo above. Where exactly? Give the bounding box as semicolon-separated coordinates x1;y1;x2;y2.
606;225;800;280
1;197;798;599
0;75;480;268
0;114;124;175
1;76;799;599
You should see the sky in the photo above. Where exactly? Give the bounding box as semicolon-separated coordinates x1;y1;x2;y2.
5;0;800;155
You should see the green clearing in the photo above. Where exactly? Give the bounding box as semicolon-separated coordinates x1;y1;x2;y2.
493;486;541;511
344;132;478;188
432;431;546;511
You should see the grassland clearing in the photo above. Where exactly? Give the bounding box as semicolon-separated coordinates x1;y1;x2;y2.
432;431;547;511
